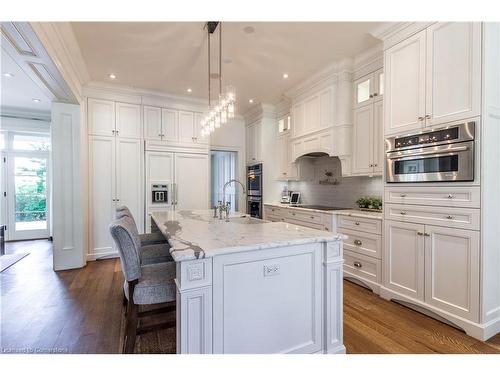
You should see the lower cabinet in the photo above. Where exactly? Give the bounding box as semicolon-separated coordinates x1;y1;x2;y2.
384;220;480;321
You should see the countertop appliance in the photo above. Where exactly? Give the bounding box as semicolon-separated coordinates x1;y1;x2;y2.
385;121;475;183
247;164;263;218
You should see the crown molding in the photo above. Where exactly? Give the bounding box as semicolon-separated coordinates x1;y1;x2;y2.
0;105;51;121
369;22;411;41
369;22;436;50
29;22;88;103
243;103;276;125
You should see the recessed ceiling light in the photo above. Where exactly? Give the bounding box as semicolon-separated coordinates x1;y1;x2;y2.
187;88;192;93
109;73;116;80
282;73;289;79
243;26;255;34
248;99;254;104
2;72;14;77
32;98;41;103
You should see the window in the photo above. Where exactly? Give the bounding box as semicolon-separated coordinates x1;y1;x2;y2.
13;134;50;151
278;116;291;133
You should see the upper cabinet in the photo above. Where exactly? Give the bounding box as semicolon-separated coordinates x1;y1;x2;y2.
353;69;383;108
384;22;481;136
246;121;262;164
292;86;334;138
88;98;141;138
143;106;207;145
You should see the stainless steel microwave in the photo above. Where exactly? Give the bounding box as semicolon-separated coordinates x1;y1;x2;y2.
385;122;475;183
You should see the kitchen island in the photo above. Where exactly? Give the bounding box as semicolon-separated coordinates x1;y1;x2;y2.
151;210;346;354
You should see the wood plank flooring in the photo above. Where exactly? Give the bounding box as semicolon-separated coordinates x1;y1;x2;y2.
1;240;499;354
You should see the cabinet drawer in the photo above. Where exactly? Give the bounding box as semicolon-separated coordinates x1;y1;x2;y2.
286;218;329;232
343;250;381;285
385;203;480;231
385;186;480;208
337;215;382;235
264;205;285;218
266;215;284;223
286;210;323;225
339;228;382;260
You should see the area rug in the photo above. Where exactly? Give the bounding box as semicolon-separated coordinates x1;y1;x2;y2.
0;253;29;272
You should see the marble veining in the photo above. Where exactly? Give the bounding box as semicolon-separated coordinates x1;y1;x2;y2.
151;210;345;262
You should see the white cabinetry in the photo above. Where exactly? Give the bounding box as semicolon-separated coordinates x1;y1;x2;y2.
276;132;298;180
385;22;481;136
161;109;178;142
353;69;383;108
88;98;141;138
143;106;162;140
89;135;143;258
246;121;262;164
174;153;209;210
292;87;334;138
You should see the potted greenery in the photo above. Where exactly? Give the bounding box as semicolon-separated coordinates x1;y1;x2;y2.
356;196;382;211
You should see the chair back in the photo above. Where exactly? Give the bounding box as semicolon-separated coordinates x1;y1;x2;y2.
115;205;140;233
109;216;142;282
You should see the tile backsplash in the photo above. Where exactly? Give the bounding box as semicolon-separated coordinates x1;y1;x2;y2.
286;156;383;208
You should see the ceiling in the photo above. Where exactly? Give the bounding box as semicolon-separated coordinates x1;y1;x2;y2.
1;46;52;112
71;22;383;113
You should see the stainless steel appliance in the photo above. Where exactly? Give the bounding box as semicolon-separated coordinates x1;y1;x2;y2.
151;183;169;204
247;196;262;218
247;164;263;196
386;121;475;183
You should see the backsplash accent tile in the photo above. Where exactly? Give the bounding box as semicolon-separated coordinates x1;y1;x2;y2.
288;176;383;209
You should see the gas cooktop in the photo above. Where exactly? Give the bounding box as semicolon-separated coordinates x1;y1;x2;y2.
291;205;349;211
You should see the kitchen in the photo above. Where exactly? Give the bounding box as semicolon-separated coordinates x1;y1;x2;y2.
1;6;500;368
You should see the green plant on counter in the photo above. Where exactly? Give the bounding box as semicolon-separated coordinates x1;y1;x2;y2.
356;196;382;210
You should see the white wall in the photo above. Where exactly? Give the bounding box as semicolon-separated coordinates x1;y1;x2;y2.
210;118;247;212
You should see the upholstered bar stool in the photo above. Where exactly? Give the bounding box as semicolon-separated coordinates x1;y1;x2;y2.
110;216;177;354
115;206;173;265
115;206;168;246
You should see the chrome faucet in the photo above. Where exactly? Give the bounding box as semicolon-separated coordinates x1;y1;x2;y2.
217;179;246;221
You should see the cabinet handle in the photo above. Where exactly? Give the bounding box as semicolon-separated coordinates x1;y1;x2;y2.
400;211;407;215
418;116;424;121
112;130;116;135
369;94;373;98
324;227;329;231
353;262;362;268
310;216;314;219
292;213;296;216
116;130;119;135
425;114;431;119
158;134;162;138
354;239;362;246
447;194;454;199
373;164;378;167
424;233;430;237
446;215;454;220
373;93;378;97
354;222;360;226
417;231;424;236
400;193;407;197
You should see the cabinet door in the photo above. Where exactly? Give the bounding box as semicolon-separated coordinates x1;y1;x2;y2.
162;109;178;142
353;74;373;108
88;98;115;136
178;111;195;143
372;100;384;174
292;102;304;137
174;153;209;210
352;105;373;175
89;136;116;256
194;112;208;144
384;30;426;135
116;102;141;138
384;220;425;301
143;106;162;140
374;69;384;101
276;134;288;179
319;88;334;129
303;95;320;133
424;225;479;321
116;138;143;232
246;124;256;163
425;22;481;127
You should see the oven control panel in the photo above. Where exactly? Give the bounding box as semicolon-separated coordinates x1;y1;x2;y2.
395;127;459;149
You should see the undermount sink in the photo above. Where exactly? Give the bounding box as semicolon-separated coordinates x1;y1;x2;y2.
227;216;263;224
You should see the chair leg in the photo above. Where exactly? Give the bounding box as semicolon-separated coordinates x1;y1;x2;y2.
123;281;138;354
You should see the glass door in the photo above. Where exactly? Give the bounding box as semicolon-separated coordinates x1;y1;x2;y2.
8;153;50;240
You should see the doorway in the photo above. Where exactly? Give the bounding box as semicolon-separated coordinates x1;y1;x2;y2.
211;150;238;211
1;131;51;241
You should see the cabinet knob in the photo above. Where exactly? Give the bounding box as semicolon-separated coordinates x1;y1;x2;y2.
418;116;424;121
447;194;454;199
425;114;431;119
354;222;360;226
424;233;430;237
116;130;119;135
353;262;362;268
354;239;362;246
417;231;424;236
373;164;378;167
310;216;314;219
400;211;407;215
373;93;378;97
400;193;407;197
369;94;373;98
112;130;116;135
446;215;454;220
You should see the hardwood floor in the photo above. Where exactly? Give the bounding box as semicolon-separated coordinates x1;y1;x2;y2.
1;240;499;354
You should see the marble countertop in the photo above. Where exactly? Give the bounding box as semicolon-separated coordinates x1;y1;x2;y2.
264;203;383;220
151;210;345;262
